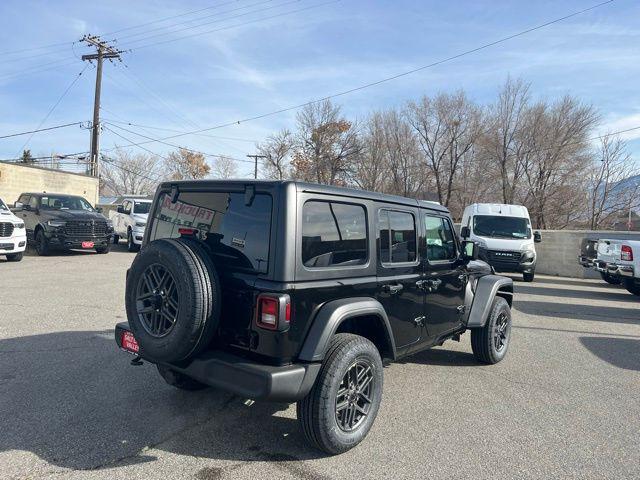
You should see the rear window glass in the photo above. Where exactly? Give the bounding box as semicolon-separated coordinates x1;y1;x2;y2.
150;191;272;273
302;201;368;268
379;209;417;264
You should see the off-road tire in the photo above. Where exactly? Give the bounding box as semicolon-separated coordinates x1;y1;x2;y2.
523;271;535;282
600;272;621;285
127;230;140;252
471;296;512;364
297;333;383;455
125;238;221;363
157;364;208;391
623;279;640;296
6;252;23;262
35;229;49;256
96;245;110;254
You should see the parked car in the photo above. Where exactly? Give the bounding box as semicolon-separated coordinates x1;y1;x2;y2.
14;192;113;255
115;180;514;454
460;203;541;282
0;196;26;261
109;197;152;251
607;241;640;296
593;239;623;285
578;238;598;269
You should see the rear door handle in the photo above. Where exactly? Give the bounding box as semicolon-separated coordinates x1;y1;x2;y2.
382;284;403;294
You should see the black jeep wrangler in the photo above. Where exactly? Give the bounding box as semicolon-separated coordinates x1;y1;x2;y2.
115;180;513;454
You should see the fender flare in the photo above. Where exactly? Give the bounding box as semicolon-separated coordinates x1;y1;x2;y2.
466;275;513;328
298;297;396;362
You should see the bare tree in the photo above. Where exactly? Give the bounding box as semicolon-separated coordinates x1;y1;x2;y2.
211;156;238;179
291;100;361;185
165;148;210;180
349;111;390;192
587;135;639;229
257;129;294;180
100;149;165;196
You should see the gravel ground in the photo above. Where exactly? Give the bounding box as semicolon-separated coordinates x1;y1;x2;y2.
1;245;639;480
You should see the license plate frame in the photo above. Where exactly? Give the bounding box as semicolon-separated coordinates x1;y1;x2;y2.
121;331;140;354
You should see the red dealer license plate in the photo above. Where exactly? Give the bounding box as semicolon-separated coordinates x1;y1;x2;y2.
81;241;94;249
121;331;139;354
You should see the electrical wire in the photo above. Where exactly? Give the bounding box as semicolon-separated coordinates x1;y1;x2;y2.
0;121;86;140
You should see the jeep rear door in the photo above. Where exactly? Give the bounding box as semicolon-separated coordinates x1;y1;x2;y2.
421;212;466;338
376;207;424;351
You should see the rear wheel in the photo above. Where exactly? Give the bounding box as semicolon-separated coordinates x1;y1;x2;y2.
157;364;208;390
600;272;621;285
471;296;512;364
623;279;640;296
297;333;383;455
6;252;23;262
523;271;534;282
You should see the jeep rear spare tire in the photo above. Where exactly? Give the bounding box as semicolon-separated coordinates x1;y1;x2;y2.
125;238;221;363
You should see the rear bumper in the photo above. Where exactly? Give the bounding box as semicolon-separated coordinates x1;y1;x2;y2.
114;322;320;402
607;263;634;278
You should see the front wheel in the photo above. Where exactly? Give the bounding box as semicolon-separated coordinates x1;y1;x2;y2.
471;296;512;364
6;252;23;262
523;271;535;282
127;230;139;252
95;245;110;254
35;230;49;256
113;234;120;244
297;333;383;455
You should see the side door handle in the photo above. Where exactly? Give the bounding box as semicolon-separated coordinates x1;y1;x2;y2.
382;283;403;295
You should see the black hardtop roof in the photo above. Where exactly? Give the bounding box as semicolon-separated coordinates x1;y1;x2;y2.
160;179;449;213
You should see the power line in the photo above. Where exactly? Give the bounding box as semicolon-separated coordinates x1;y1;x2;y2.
0;121;86;140
16;65;90;156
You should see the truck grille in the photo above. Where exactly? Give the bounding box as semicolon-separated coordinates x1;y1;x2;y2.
487;250;521;264
64;220;108;237
0;222;14;238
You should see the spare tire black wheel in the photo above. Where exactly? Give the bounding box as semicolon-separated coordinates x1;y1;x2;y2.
125;238;221;363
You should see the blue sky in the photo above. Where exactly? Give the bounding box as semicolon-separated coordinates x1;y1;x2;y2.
1;0;639;177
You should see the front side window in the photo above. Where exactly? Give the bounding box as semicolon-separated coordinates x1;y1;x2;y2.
39;195;93;211
473;215;531;239
379;209;417;264
424;215;457;261
150;191;272;273
302;201;368;268
0;198;8;211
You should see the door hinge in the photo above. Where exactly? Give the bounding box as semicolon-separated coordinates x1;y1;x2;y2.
414;316;425;327
456;305;466;314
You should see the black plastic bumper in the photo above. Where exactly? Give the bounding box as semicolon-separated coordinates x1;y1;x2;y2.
114;323;320;402
46;233;111;249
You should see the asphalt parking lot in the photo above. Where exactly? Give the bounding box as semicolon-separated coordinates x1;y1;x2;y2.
1;246;639;480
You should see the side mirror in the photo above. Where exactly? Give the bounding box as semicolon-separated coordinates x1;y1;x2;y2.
14;201;23;210
460;226;470;239
96;207;103;214
23;204;32;212
534;231;542;243
461;240;479;261
117;205;124;214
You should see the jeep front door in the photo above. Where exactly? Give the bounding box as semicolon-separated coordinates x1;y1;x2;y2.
422;214;466;339
376;208;424;351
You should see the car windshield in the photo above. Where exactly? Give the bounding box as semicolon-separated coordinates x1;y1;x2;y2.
40;195;94;211
473;215;530;239
133;202;151;214
0;198;8;211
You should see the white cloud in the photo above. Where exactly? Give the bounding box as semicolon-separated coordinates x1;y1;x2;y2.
600;113;640;140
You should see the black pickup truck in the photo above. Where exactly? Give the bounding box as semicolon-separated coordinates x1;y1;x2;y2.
115;180;514;454
14;192;113;255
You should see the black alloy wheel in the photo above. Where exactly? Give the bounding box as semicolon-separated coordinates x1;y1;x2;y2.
335;360;375;432
494;312;510;353
135;263;179;337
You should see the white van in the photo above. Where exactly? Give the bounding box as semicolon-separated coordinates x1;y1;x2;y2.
460;203;541;282
0;196;27;261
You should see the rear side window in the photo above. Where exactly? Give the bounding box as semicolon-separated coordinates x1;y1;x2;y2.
424;215;457;261
150;191;272;273
302;201;368;268
379;209;417;264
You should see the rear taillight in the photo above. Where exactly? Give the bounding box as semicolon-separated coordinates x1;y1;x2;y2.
621;245;633;261
256;294;291;331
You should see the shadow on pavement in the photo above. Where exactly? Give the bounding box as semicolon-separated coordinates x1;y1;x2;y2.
515;301;639;324
402;347;478;367
515;285;636;303
532;277;610;288
579;337;640;371
0;330;324;472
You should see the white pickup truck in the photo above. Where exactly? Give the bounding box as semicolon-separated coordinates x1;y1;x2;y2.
109;198;152;252
593;239;624;285
0;196;27;261
608;241;640;296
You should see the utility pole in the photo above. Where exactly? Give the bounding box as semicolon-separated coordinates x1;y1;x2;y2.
81;35;122;178
246;154;267;179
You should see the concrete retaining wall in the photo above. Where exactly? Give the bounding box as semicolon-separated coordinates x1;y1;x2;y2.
0;161;99;206
535;230;640;278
